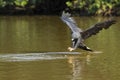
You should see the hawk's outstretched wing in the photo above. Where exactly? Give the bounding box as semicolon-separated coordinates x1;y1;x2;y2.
61;11;82;33
81;19;116;40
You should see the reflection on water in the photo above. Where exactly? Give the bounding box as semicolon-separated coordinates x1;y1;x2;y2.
0;16;70;53
0;16;120;80
68;56;82;80
67;54;92;80
0;52;93;80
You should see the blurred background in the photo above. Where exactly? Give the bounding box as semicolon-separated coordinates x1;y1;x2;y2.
0;0;120;16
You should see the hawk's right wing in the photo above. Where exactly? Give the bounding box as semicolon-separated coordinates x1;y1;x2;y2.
81;19;116;40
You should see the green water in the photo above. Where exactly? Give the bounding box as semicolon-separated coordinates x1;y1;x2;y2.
0;16;120;80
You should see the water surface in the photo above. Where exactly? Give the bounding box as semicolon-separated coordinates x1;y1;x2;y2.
0;16;120;80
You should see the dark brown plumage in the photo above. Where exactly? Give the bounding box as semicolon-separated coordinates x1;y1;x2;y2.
81;19;116;40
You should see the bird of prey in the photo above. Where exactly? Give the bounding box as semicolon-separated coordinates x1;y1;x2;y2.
61;9;116;52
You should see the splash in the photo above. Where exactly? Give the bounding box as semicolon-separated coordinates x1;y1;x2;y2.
0;52;81;62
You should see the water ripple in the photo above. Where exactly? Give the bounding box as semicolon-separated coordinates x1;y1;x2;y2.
0;52;80;62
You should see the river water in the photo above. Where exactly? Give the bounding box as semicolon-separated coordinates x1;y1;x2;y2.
0;16;120;80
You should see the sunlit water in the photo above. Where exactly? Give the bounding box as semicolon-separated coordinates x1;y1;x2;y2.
0;16;120;80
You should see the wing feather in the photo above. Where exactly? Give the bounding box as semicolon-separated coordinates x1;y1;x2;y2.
61;11;82;33
81;19;116;40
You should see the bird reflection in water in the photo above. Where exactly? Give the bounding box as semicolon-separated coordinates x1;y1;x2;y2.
67;54;91;80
